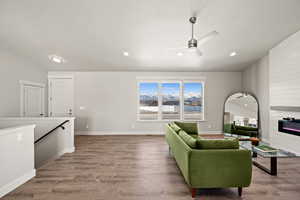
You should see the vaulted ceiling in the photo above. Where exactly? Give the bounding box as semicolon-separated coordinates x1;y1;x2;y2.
1;0;300;71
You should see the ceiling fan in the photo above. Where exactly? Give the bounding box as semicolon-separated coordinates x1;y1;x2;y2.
170;17;218;56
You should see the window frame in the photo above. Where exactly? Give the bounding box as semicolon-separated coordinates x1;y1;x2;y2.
136;77;205;122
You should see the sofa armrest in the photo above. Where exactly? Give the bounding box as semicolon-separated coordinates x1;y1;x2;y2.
174;121;198;134
189;149;252;188
165;125;192;185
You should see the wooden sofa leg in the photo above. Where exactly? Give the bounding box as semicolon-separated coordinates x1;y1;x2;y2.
168;147;172;156
238;187;242;197
190;188;197;198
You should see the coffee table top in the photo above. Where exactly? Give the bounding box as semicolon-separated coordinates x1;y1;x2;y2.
223;133;299;158
200;133;299;158
239;141;299;158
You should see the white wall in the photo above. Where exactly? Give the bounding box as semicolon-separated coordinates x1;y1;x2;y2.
242;55;270;140
0;48;47;117
269;30;300;154
0;125;35;198
57;71;243;134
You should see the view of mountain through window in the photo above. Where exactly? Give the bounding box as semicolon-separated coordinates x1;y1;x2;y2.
184;83;203;120
138;80;204;121
139;82;159;120
162;83;180;120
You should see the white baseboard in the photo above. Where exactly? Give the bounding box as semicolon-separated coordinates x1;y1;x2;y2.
75;130;222;136
75;131;164;135
0;169;36;198
64;146;75;153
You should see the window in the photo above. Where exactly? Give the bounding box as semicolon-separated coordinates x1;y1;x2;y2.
161;82;180;120
137;79;204;121
183;82;203;120
139;82;159;120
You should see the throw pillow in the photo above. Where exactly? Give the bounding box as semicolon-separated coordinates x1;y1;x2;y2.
169;122;182;133
178;130;197;148
174;121;198;134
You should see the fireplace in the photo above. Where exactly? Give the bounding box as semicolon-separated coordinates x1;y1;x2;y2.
278;118;300;136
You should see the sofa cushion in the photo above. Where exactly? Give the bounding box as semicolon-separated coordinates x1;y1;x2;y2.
234;125;258;131
233;129;257;137
174;121;198;134
223;123;233;133
196;138;239;149
231;125;258;137
169;122;182;133
178;130;197;148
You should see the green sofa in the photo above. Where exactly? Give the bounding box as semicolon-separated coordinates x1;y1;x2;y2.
166;122;252;198
224;123;258;137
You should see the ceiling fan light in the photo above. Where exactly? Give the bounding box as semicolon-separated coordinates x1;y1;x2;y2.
188;47;197;52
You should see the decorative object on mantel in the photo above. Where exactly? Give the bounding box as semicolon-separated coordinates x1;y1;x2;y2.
270;106;300;112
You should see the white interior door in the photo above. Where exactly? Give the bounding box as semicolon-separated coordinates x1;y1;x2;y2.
21;82;45;117
49;78;74;117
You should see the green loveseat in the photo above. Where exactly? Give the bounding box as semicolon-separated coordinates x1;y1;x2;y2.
165;122;252;198
224;123;258;137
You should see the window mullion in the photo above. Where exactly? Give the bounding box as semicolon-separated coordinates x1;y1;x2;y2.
158;82;162;120
179;81;183;121
137;81;140;120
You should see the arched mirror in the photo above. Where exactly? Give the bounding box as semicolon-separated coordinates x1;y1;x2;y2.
223;92;260;138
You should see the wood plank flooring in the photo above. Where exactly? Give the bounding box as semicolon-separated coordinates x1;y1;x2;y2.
2;135;300;200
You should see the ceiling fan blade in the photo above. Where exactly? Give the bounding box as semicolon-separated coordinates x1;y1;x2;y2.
190;0;209;18
167;47;188;51
197;30;219;46
196;48;202;56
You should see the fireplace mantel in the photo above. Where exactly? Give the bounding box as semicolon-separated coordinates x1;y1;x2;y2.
270;106;300;112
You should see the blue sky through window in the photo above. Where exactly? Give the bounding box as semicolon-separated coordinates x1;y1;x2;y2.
139;83;158;96
140;82;202;97
162;83;180;96
184;83;202;98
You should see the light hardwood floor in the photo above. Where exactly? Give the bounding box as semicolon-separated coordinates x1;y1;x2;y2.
2;135;300;200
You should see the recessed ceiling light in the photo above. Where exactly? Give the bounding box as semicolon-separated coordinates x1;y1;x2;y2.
177;52;183;56
230;51;237;57
123;52;129;56
48;55;66;63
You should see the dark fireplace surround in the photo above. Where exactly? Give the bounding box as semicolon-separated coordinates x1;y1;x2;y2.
278;118;300;136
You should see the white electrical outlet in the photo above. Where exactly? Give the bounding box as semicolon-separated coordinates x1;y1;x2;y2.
86;124;89;129
208;124;212;129
131;124;135;129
